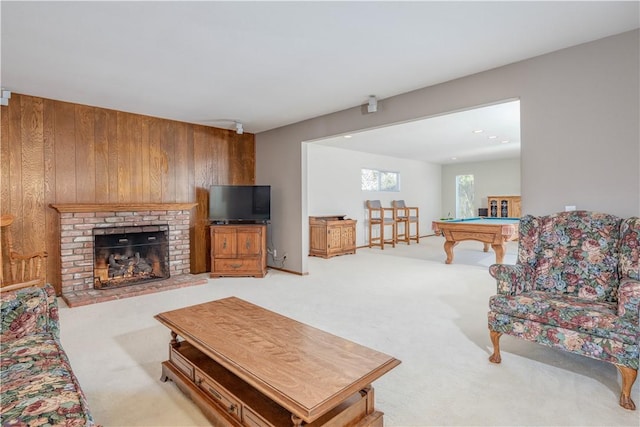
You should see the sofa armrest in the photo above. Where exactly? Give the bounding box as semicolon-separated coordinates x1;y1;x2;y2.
618;278;640;321
0;284;59;340
489;264;532;295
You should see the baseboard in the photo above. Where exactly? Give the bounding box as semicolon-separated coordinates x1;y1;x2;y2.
268;266;308;276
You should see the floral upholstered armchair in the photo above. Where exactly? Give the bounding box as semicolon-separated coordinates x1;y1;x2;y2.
487;211;640;410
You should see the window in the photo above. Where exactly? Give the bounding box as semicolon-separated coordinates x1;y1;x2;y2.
361;168;400;192
456;174;474;218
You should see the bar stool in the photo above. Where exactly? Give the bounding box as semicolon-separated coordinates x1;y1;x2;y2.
365;200;396;249
392;200;419;244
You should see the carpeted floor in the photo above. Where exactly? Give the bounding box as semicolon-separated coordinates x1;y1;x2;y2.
58;236;639;426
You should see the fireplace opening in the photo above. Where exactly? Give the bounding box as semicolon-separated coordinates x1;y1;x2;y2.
93;226;170;289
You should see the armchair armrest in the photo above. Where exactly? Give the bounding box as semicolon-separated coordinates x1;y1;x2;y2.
489;263;533;295
0;284;59;340
618;278;640;321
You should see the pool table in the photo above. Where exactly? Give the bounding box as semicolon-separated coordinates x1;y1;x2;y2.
431;217;520;264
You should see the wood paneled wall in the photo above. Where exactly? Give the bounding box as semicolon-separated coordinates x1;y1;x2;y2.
0;93;255;294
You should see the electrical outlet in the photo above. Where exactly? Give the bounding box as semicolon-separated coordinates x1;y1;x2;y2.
273;249;277;258
565;205;576;212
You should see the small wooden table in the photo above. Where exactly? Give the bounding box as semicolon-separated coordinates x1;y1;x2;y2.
432;217;519;264
155;297;401;426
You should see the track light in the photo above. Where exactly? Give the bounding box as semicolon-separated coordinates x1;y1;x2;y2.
367;95;377;113
235;122;244;135
0;89;11;106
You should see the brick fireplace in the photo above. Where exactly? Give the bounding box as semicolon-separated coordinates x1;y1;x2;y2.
51;203;204;307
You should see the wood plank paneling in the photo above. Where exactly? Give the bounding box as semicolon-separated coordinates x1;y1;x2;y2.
1;105;10;215
75;104;96;202
174;122;191;203
95;108;115;203
129;114;144;202
0;93;256;292
21;96;45;253
149;118;165;202
140;117;151;202
193;126;216;273
116;112;133;202
161;121;176;201
43;99;60;290
8;95;23;224
54;101;77;203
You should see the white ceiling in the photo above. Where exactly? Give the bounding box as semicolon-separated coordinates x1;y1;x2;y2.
1;1;638;163
312;99;521;164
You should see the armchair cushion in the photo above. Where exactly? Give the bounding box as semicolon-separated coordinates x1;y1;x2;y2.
531;212;622;302
490;291;637;345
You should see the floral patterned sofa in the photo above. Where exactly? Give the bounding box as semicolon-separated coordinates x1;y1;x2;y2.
0;284;96;426
487;211;639;410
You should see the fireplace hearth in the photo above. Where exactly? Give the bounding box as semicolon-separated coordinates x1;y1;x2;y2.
93;226;169;289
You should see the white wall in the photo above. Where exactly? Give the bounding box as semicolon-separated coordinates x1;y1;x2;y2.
307;144;440;246
441;157;520;217
256;30;639;275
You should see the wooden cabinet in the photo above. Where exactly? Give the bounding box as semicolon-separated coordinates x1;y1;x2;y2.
487;196;521;218
309;216;356;258
210;224;266;278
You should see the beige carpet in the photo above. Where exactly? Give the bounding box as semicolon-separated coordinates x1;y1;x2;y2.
58;236;639;426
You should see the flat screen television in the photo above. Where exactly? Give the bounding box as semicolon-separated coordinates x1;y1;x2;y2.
209;185;271;223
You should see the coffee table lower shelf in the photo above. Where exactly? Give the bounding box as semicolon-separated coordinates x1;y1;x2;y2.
160;341;384;427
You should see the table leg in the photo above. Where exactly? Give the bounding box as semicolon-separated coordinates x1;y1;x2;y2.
443;241;456;264
483;242;490;252
170;331;180;348
491;243;505;264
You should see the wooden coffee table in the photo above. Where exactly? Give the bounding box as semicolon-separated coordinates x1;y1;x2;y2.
155;297;401;426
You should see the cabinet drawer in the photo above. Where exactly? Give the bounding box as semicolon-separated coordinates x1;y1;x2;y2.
195;371;241;420
213;258;262;272
169;346;194;381
243;405;272;427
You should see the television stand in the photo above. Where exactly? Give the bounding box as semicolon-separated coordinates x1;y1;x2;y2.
209;224;267;277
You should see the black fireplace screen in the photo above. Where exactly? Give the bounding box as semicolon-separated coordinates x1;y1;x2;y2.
93;225;170;289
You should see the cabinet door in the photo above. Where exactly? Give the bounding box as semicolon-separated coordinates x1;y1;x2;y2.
212;228;237;257
511;198;521;217
489;199;498;217
327;227;342;254
500;199;509;217
341;224;355;250
237;228;262;256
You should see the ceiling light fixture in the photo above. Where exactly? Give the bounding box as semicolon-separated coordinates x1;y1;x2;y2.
367;95;378;113
235;122;243;135
501;140;510;144
472;129;483;133
344;135;352;139
488;135;497;139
